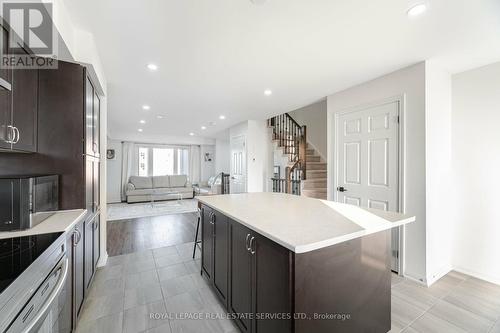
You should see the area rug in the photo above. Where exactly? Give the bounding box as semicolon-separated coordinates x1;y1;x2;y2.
107;199;198;221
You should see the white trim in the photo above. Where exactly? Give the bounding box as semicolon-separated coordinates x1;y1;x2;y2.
453;266;500;286
330;95;407;274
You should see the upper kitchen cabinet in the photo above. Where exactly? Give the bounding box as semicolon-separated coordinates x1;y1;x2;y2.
85;76;100;158
0;27;38;153
0;25;12;91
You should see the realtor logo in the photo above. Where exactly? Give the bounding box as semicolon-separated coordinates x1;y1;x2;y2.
1;0;58;68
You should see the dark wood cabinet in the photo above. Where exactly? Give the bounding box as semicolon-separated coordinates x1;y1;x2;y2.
84;217;94;290
93;215;100;269
71;220;85;321
202;205;293;333
0;179;15;230
229;221;254;333
11;67;37;152
0;26;12;91
201;206;214;279
85;156;100;215
212;209;229;304
0;27;12;148
85;77;99;158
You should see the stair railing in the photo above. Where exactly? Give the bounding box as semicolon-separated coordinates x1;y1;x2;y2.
268;112;307;195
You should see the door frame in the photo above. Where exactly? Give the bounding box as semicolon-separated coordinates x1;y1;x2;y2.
331;94;407;275
230;134;247;193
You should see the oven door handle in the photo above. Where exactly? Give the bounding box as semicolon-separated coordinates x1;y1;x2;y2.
23;257;68;333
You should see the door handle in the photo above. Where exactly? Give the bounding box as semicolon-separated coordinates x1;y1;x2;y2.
337;186;347;192
13;127;20;144
250;237;256;255
4;125;14;143
245;234;251;251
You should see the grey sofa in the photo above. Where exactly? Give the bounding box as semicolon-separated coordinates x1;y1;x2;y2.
126;175;194;203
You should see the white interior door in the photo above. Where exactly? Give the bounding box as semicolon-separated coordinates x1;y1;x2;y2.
336;100;400;271
230;135;247;194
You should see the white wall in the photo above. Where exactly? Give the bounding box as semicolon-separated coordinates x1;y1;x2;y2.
200;145;216;182
106;139;123;203
215;131;230;175
425;61;453;284
451;62;500;285
229;121;273;193
289;100;327;160
327;62;427;283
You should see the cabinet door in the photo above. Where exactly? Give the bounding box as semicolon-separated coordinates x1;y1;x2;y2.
74;221;85;318
93;91;100;157
65;231;75;331
0;26;12;150
93;159;100;213
85;156;94;213
11;67;37;152
201;206;214;279
0;26;12;89
93;214;100;269
229;221;253;333
84;216;95;291
0;179;14;231
254;235;292;333
213;210;229;305
85;76;94;156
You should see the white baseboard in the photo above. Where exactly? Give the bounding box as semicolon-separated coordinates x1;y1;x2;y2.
97;251;108;268
426;265;453;286
453;266;500;286
402;272;427;286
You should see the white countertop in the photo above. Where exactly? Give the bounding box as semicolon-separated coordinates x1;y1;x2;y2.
0;209;87;239
197;193;415;253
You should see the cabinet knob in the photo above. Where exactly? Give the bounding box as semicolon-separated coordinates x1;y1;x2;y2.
3;220;12;225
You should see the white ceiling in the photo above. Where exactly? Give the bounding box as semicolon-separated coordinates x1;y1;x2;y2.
64;0;500;142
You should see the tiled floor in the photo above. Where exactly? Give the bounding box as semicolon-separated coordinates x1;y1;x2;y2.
77;242;500;333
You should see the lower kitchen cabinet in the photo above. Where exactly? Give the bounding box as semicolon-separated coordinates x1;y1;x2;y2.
201;205;292;333
67;213;100;329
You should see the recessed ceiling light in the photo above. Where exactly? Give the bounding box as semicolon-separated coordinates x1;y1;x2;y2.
189;132;195;136
407;3;427;17
264;89;272;96
138;128;143;132
147;63;158;71
142;105;150;110
156;115;164;119
201;126;207;130
139;120;146;124
219;115;226;120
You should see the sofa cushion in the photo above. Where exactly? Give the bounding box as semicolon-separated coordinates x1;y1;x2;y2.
126;188;155;196
129;176;153;189
152;176;169;188
169;175;187;187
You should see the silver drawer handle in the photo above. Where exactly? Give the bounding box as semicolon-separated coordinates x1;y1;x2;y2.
13;126;20;144
250;237;256;255
245;234;251;251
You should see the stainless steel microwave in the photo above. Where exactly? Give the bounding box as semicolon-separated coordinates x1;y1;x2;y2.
0;175;59;231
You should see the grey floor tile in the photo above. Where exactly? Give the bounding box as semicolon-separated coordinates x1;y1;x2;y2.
164;290;206;313
155;253;184;268
169;316;230;333
445;286;500;322
158;263;189;281
94;264;124;284
161;275;198;298
145;323;173;333
153;245;178;259
75;311;123;333
123;300;169;333
125;282;164;309
124;269;159;290
490;320;500;333
190;272;211;290
392;274;405;287
391;295;426;329
425;274;464;299
124;258;157;274
87;277;125;299
79;291;124;323
447;270;469;282
184;259;201;275
402;327;419;333
428;299;494;332
409;312;468;333
106;254;127;267
392;281;439;311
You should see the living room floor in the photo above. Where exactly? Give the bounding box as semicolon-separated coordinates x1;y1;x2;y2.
76;237;500;333
107;212;197;256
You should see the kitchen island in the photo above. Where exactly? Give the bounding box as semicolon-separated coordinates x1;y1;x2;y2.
197;192;415;333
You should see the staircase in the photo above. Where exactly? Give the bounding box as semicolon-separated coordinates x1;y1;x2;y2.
268;113;327;200
302;144;327;199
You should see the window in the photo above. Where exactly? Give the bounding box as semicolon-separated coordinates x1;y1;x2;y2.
137;146;189;177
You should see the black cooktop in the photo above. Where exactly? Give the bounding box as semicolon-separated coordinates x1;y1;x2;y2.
0;232;63;294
